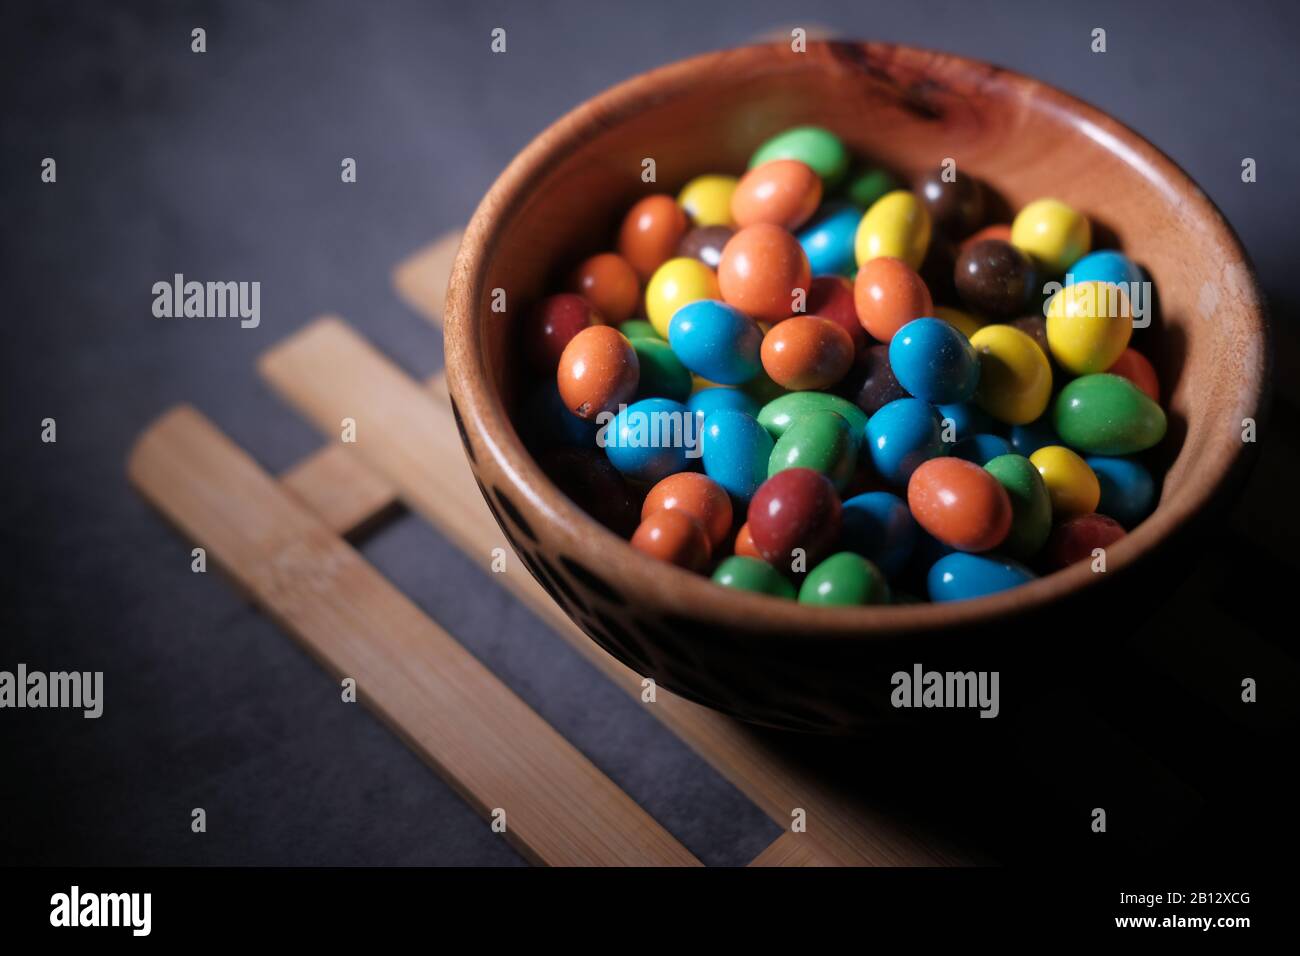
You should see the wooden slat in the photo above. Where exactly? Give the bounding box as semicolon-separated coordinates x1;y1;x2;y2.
259;316;969;866
281;444;400;537
392;231;462;323
127;405;699;868
747;832;839;867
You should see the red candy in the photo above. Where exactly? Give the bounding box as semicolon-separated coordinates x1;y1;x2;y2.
748;468;842;569
1044;513;1126;569
526;293;604;371
1106;348;1160;402
907;458;1012;553
806;275;867;352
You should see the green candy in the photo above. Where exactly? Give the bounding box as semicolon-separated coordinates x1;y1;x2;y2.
984;453;1053;559
768;410;858;490
620;319;661;341
1053;373;1166;455
749;126;849;186
842;165;897;209
798;552;890;606
712;556;796;599
630;337;692;403
757;391;869;439
741;366;789;405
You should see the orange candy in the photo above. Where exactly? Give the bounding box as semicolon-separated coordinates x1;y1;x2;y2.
907;457;1012;553
618;195;689;281
570;252;640;324
717;224;812;323
731;159;823;231
760;315;855;391
853;256;934;343
734;522;761;560
556;325;639;421
1106;347;1160;402
630;509;711;570
642;472;734;550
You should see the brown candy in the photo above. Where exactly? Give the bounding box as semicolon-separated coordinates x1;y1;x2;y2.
916;166;986;238
677;225;734;269
955;238;1038;319
835;343;908;415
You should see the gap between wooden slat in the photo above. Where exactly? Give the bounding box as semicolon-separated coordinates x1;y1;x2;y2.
259;315;969;866
127;404;699;868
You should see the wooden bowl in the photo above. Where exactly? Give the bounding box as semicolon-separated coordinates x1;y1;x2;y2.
444;41;1268;734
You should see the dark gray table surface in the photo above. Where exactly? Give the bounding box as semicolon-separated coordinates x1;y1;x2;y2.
2;0;1296;866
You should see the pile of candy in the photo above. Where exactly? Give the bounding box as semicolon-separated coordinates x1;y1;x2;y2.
523;126;1166;605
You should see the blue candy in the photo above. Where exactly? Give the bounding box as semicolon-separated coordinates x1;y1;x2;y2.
1009;415;1058;456
796;202;862;276
1086;455;1156;527
668;299;763;386
688;387;759;432
936;402;998;442
1067;250;1143;289
953;433;1013;466
603;398;694;483
888;317;980;404
840;491;917;578
865;397;948;486
927;552;1035;603
700;408;774;500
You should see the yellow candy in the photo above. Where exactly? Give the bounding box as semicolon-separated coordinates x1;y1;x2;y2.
1030;445;1100;518
645;257;720;338
854;190;931;270
1045;280;1133;374
677;174;738;227
1010;198;1091;274
969;324;1053;425
933;306;985;340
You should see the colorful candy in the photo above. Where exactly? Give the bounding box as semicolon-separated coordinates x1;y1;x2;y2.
570;253;639;325
748;468;842;569
907;457;1012;552
731;159;822;230
717;223;812;323
797;202;861;276
631;508;711;570
749;126;849;186
1010;197;1090;274
1052;373;1167;455
889;317;980;404
712;555;796;598
983;453;1053;559
865;398;947;486
853;255;934;343
760;315;855;390
645;256;720;338
557;325;639;421
954;239;1037;318
667;299;763;385
618;194;689;281
968;324;1053;425
1045;280;1133;374
526;293;605;372
768;409;858;490
798;553;889;606
677;174;738;227
700;408;774;500
855;190;931;270
928;552;1035;602
1044;513;1126;570
642;472;733;550
1029;445;1101;518
527;131;1175;606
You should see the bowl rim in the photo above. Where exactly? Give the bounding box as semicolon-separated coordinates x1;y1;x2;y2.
444;39;1269;639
